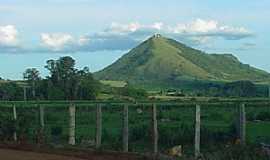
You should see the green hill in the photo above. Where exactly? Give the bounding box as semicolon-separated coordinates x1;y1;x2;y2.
94;34;270;89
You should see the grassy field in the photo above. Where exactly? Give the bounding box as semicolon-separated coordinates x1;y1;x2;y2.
100;80;127;88
0;101;270;158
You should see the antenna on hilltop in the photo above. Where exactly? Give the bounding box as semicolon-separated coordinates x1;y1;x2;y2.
154;33;161;38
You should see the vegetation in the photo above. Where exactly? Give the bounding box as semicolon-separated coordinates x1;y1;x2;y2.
23;68;41;98
100;80;127;88
95;35;270;92
0;82;23;100
0;102;270;159
0;35;270;159
0;56;100;101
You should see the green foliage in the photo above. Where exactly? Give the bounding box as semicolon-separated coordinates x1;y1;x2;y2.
78;72;100;100
159;123;194;148
16;108;37;141
0;82;23;100
44;57;100;100
0;102;270;158
51;126;63;137
47;86;65;100
95;35;270;93
118;85;147;99
23;68;41;98
202;145;269;160
0;57;101;101
223;81;256;97
0;112;15;141
256;111;270;121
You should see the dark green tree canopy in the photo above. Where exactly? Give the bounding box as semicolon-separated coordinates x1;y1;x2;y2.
45;56;100;100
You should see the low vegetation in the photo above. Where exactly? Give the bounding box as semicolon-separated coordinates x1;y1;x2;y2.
94;35;270;92
0;102;270;159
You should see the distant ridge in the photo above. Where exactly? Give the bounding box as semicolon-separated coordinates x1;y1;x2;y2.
94;34;270;88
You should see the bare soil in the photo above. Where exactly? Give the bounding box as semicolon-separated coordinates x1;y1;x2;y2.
0;144;149;160
0;149;86;160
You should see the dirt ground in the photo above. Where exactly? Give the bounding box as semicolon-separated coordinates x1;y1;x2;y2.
0;147;148;160
0;149;86;160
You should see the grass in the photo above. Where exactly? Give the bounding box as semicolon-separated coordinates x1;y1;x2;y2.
94;35;270;91
247;121;270;143
100;80;127;88
0;101;270;157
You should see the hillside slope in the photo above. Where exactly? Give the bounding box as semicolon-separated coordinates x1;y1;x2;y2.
95;35;270;88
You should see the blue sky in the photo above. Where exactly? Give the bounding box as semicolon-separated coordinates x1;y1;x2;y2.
0;0;270;79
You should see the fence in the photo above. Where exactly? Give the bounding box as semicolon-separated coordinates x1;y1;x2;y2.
0;100;270;159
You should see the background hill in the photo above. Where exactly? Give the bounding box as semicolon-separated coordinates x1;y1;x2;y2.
94;34;270;90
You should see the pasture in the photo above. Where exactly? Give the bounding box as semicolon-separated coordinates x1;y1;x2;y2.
0;99;270;159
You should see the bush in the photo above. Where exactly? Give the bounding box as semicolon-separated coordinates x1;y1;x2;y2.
51;126;63;137
118;85;147;99
256;111;270;121
203;145;269;160
0;113;15;141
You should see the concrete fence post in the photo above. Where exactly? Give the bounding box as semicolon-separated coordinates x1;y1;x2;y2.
195;104;201;159
152;103;158;154
96;104;102;149
13;105;17;142
68;104;76;145
122;104;129;152
239;103;246;145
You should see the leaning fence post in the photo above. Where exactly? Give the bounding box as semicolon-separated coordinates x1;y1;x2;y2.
152;103;158;154
195;104;201;159
239;103;246;145
96;104;102;149
122;104;129;152
68;103;76;145
13;104;17;142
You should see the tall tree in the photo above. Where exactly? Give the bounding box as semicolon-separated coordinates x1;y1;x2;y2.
45;56;99;100
23;68;41;99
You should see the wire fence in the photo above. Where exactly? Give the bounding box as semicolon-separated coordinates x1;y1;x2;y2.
0;100;270;158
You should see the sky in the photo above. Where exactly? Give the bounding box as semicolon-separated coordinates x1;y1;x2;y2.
0;0;270;79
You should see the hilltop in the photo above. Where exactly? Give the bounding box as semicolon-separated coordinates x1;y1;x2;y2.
95;34;270;89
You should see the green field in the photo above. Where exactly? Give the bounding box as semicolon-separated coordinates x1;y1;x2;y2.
0;101;270;158
100;80;127;88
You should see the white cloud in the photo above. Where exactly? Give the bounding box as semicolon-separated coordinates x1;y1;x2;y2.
110;22;140;33
0;25;18;46
0;19;255;53
40;33;74;51
106;22;163;35
171;19;253;41
173;19;218;33
151;22;164;30
102;19;254;46
78;36;90;46
41;20;253;52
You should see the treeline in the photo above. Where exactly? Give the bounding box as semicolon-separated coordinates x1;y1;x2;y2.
0;56;100;101
196;80;269;97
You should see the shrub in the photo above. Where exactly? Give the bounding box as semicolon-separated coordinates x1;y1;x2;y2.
256;111;270;121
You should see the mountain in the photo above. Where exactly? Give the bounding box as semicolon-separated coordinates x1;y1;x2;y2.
94;34;270;89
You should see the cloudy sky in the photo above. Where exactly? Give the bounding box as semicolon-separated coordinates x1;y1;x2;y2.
0;0;270;79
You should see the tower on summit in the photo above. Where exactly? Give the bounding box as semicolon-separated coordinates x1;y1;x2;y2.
154;33;162;38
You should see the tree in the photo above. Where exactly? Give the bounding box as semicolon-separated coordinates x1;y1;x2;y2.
45;57;76;100
223;80;256;97
77;67;100;100
0;82;23;100
23;68;41;99
45;57;100;100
